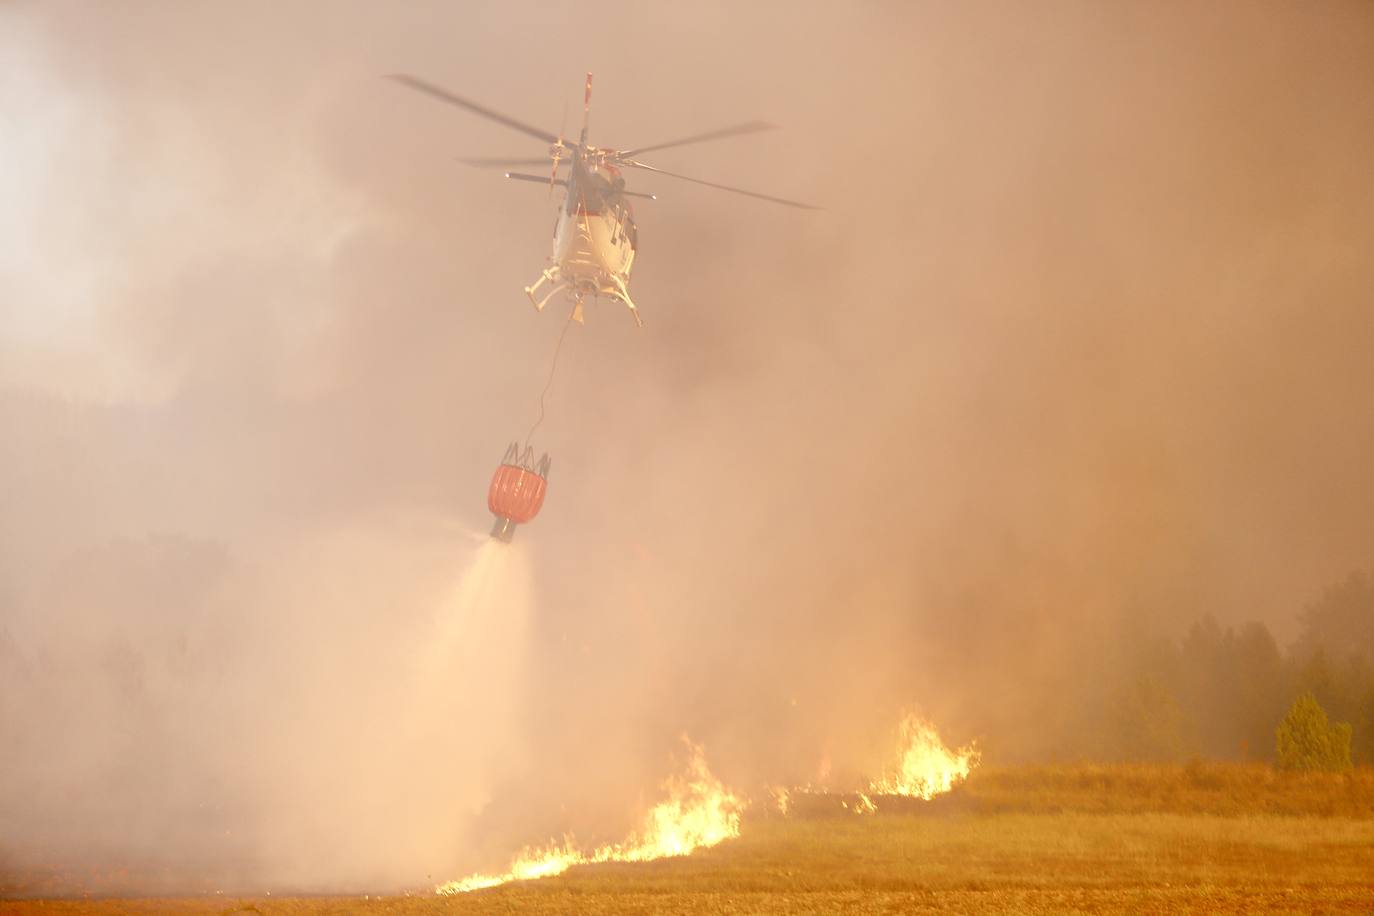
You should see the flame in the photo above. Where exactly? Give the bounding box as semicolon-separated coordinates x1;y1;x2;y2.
839;791;877;814
868;714;979;800
437;840;582;894
436;715;975;895
437;740;742;894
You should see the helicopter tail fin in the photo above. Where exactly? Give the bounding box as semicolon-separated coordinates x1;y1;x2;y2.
579;73;592;147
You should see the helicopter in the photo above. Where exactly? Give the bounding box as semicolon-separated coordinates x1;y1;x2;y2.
389;72;816;326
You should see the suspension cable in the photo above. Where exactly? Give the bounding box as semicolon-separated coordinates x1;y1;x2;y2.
524;310;576;449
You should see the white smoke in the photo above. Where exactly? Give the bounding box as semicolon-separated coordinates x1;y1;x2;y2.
1;521;536;892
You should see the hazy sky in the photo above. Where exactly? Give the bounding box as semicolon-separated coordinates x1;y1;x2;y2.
3;0;1373;890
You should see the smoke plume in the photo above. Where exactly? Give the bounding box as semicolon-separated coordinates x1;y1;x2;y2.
3;0;1373;892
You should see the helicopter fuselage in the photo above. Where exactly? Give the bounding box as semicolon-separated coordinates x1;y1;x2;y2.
529;159;641;325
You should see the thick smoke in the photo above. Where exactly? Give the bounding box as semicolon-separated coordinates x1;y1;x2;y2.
3;0;1374;892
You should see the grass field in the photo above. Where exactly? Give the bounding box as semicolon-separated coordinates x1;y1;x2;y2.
6;764;1374;915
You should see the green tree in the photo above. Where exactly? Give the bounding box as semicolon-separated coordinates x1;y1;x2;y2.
1178;616;1230;756
1175;617;1285;760
1224;621;1285;760
1275;692;1353;772
1357;689;1374;765
1108;675;1192;762
1293;571;1374;665
1292;647;1371;729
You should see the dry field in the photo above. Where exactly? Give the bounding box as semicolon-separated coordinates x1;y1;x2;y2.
5;764;1373;915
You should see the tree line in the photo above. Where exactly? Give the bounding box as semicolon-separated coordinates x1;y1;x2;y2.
1099;570;1374;766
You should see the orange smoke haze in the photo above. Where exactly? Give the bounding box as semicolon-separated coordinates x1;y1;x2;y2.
3;0;1374;893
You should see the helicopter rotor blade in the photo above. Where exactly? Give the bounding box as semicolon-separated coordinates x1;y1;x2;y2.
620;159;818;209
505;172;568;187
387;74;559;144
617;121;777;158
459;157;556;168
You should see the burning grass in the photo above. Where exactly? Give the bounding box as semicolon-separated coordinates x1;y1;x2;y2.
867;714;979;800
5;763;1374;913
431;715;972;894
436;739;743;894
7;808;1373;914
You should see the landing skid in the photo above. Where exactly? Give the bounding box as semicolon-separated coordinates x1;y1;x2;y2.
601;276;643;328
524;267;642;327
524;267;567;313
